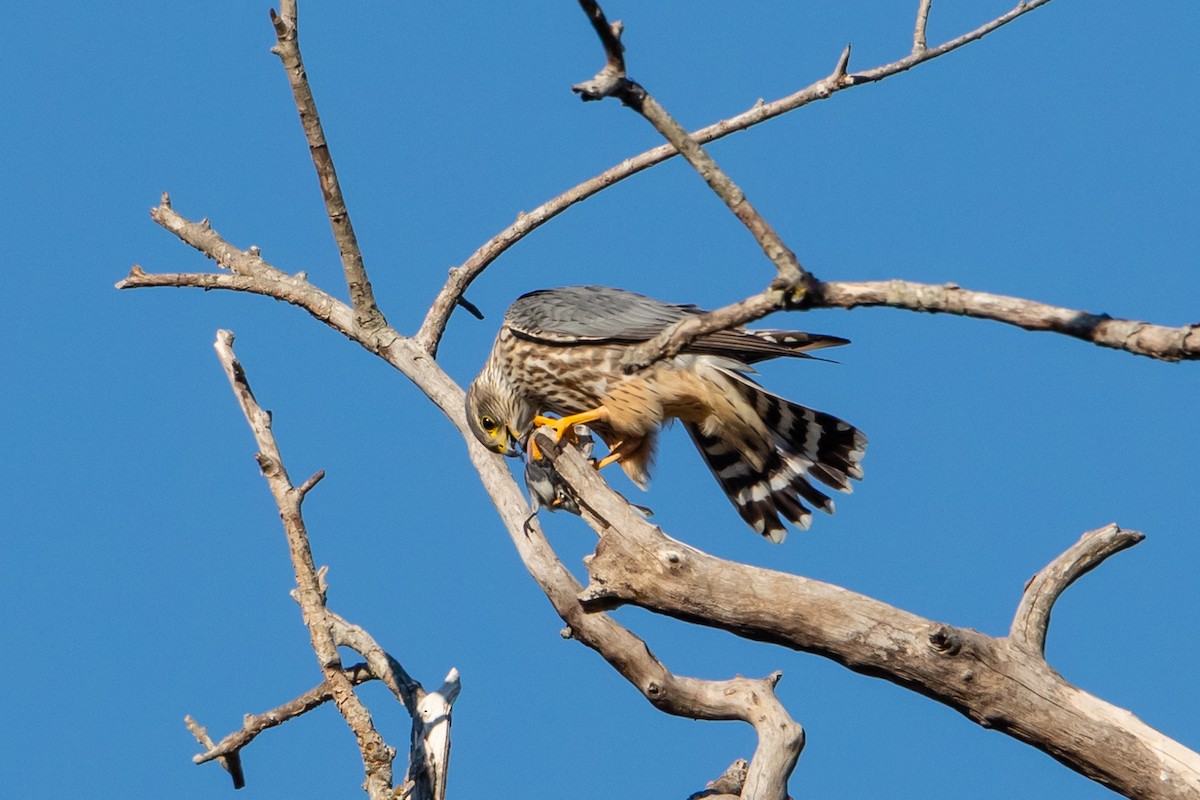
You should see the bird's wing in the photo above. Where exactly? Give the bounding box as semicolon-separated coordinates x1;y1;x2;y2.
504;286;697;344
504;285;851;363
689;329;850;364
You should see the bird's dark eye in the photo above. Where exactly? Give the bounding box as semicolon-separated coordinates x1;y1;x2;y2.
480;415;498;433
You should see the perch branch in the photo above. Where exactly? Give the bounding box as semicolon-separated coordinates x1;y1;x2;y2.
572;0;812;296
508;532;803;797
416;0;1054;353
474;455;802;798
539;440;1199;800
1011;524;1145;655
127;225;1198;795
270;0;384;331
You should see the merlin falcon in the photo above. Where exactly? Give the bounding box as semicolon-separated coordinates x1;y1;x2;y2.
465;286;867;542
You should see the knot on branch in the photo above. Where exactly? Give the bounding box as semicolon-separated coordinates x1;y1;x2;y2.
659;547;686;571
254;452;278;475
928;624;962;655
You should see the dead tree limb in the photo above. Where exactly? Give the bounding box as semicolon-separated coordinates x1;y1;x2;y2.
571;0;813;296
270;0;384;331
120;1;1198;797
120;190;1200;796
541;441;1200;800
415;0;1056;354
202;331;458;800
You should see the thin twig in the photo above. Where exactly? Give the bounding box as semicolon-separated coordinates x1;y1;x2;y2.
833;44;852;82
270;1;385;331
185;715;246;789
571;0;625;99
191;664;375;767
619;289;787;373
329;612;425;712
914;0;933;53
415;0;1056;353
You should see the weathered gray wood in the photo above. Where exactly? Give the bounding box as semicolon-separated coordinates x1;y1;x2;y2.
547;443;1200;800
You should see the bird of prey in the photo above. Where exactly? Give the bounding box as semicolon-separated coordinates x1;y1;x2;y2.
465;285;866;542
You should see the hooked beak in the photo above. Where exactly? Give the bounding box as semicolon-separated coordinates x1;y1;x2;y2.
501;426;522;458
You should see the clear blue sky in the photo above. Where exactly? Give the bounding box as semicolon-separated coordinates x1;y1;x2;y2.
2;2;1196;798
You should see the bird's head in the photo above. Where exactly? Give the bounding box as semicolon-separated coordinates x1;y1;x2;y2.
465;367;533;457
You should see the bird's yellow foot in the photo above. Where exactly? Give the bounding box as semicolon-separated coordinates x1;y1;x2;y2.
593;451;623;471
529;408;610;461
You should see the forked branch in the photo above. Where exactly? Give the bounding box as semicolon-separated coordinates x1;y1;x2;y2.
540;440;1200;800
572;0;812;297
213;330;396;798
203;331;458;800
417;0;1056;352
119;203;1200;364
123;2;1197;798
189;663;375;771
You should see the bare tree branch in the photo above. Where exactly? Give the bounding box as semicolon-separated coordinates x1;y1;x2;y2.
571;0;813;312
329;612;459;800
269;0;384;331
213;329;397;799
914;0;933;53
415;0;1055;354
185;714;246;789
190;664;375;768
543;438;1200;800
122;199;1200;365
1011;524;1145;655
124;3;1197;797
124;227;1198;794
186;331;459;800
814;280;1200;362
411;669;460;800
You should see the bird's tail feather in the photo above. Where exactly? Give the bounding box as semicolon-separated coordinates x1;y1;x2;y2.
685;371;866;542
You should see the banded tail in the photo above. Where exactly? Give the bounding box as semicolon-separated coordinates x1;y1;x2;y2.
685;372;866;543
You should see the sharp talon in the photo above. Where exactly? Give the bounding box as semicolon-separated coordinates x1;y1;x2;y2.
533;408;610;445
594;452;623;471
